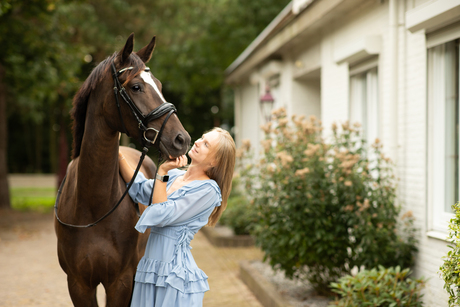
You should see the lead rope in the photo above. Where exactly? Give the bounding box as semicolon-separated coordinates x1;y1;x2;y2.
146;109;175;207
55;147;149;228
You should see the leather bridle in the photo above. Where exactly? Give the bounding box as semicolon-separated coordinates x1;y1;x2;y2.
111;61;176;147
55;60;179;228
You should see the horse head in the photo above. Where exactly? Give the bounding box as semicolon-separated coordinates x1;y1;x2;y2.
105;33;191;159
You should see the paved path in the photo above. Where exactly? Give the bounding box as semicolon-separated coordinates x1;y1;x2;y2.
0;209;263;307
7;174;57;188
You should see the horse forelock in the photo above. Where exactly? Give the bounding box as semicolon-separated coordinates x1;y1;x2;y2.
71;52;146;159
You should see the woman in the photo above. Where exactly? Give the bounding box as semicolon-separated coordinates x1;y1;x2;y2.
118;127;236;307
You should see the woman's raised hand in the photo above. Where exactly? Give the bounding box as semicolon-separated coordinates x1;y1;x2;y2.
158;155;188;175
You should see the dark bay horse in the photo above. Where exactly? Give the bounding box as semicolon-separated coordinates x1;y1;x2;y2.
55;34;191;307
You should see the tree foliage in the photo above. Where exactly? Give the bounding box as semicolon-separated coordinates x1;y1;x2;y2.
2;0;290;176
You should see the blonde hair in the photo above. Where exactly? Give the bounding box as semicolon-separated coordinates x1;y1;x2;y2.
204;127;236;226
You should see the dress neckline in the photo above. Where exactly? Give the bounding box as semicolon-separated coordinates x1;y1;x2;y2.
166;171;212;196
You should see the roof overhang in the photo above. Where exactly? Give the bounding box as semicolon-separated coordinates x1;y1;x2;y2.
225;0;371;85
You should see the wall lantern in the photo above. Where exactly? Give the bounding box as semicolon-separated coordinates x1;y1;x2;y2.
259;86;275;123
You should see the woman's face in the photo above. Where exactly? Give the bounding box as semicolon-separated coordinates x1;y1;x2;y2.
188;130;220;166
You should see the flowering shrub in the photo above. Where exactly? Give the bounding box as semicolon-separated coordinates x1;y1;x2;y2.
329;266;425;306
238;108;418;293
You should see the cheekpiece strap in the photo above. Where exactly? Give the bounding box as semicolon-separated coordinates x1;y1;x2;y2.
111;60;177;147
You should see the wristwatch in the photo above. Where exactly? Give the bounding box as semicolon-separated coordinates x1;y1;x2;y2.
156;173;169;183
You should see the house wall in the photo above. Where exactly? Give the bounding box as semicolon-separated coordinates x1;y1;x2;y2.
234;83;262;155
292;78;321;119
231;0;453;304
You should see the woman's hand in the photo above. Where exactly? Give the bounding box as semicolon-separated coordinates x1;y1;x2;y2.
158;155;188;175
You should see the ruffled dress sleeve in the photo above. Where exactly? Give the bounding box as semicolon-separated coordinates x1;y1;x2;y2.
128;169;222;233
135;182;220;232
127;169;182;207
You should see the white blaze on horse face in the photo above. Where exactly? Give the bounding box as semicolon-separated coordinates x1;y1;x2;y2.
140;71;166;103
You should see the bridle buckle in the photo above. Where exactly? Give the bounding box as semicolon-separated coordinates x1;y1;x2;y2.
143;127;160;145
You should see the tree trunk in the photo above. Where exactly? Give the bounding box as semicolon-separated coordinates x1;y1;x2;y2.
35;121;43;173
49;107;57;174
57;115;68;189
0;64;11;209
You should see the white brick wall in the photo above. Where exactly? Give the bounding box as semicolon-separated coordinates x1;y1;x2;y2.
235;83;262;153
321;33;349;132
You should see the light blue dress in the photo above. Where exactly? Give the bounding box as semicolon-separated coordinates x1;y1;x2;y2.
128;168;222;307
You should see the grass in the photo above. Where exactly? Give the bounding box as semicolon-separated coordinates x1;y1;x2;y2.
10;187;57;212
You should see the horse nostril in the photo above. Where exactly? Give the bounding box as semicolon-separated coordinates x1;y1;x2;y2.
174;133;185;147
174;132;191;151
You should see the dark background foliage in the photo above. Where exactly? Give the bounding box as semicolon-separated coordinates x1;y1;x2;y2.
0;0;290;207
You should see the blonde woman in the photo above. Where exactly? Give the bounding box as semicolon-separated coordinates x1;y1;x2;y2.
118;127;236;307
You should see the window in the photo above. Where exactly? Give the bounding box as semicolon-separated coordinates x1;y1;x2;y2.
428;39;459;232
349;62;379;145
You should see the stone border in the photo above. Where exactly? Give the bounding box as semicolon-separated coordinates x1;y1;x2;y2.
200;225;255;247
240;260;294;307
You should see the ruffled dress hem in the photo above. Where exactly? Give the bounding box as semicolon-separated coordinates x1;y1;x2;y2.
134;257;210;294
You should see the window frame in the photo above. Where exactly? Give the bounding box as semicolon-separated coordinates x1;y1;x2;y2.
427;35;460;234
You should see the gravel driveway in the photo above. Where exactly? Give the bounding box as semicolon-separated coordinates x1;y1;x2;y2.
0;210;107;306
0;209;264;307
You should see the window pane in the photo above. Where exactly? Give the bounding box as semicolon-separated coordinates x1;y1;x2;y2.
444;40;459;213
350;73;368;140
350;68;379;146
366;68;379;145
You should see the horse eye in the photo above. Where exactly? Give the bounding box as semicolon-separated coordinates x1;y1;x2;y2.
131;84;141;92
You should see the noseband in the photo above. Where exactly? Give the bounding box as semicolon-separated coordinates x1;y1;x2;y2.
55;60;180;228
111;61;177;147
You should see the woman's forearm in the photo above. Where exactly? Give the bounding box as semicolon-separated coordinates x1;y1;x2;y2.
151;177;168;204
151;156;187;205
119;152;168;205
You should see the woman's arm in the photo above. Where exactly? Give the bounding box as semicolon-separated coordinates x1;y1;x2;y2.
135;182;221;232
118;152;187;205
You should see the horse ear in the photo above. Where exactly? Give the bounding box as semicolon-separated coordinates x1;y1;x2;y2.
136;36;156;63
117;33;135;64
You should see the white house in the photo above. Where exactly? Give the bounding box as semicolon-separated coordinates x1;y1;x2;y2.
225;0;460;305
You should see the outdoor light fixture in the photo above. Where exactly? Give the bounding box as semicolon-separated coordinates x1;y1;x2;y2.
259;86;275;123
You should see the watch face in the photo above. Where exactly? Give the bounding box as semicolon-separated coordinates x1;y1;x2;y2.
157;174;169;182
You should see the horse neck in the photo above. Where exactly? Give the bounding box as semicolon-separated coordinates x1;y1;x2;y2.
76;96;122;208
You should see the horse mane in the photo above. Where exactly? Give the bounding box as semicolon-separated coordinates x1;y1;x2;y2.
71;52;146;159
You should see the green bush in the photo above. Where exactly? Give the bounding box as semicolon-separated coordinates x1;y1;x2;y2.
239;108;418;293
329;266;426;306
440;202;460;306
220;178;258;235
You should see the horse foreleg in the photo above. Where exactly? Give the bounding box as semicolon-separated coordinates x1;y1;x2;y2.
104;273;135;307
67;276;99;307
